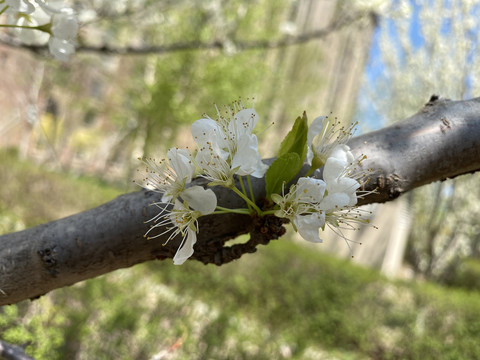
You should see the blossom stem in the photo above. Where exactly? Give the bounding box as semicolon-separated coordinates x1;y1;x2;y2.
261;210;278;215
238;176;252;211
247;175;256;204
214;206;252;215
305;166;316;177
306;156;325;177
0;24;48;32
0;5;8;16
230;186;263;215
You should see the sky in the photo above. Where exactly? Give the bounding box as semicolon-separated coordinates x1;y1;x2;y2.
356;0;449;132
356;1;425;132
357;0;480;132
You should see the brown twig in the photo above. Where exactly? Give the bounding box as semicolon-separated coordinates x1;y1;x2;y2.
0;13;359;56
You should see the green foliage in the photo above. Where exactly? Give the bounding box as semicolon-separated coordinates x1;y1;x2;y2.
136;49;272;154
394;282;480;360
265;152;302;199
264;113;309;199
120;0;292;155
0;149;123;228
277;112;308;160
448;258;480;291
0;299;66;359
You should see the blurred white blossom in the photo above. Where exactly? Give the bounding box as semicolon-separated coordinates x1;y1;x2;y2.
5;0;79;61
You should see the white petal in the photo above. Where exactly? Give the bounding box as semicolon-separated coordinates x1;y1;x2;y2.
347;193;358;207
323;157;348;183
319;193;351;211
191;118;222;144
307;116;327;145
233;108;258;137
192;119;229;161
171;199;186;215
161;194;173;203
5;0;34;14
11;17;49;44
296;177;326;203
293;213;325;243
181;186;217;215
167;148;194;183
307;147;314;165
249;158;269;178
173;228;197;265
334;177;361;194
330;145;354;163
48;38;75;61
51;10;78;40
232;134;266;177
193;147;210;171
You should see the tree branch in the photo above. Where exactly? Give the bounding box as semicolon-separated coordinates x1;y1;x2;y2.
0;340;34;360
1;96;480;306
349;95;480;204
0;13;359;56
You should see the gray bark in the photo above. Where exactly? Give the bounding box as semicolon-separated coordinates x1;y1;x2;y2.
1;96;480;306
0;340;34;360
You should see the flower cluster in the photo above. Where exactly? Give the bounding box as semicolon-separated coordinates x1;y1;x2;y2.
137;101;373;265
137;101;268;265
192;103;268;187
273;144;372;250
274;115;373;251
2;0;79;61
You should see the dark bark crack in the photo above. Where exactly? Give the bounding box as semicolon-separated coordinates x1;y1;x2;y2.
195;215;289;266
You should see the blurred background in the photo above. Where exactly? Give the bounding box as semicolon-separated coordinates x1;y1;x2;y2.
2;0;480;359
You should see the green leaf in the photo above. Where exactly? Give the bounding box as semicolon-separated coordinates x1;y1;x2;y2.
265;152;303;199
277;112;308;163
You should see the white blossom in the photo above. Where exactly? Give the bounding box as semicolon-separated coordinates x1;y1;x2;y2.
37;1;78;61
8;14;49;45
138;147;195;204
50;7;78;41
138;146;220;264
272;177;327;243
321;145;361;209
318;145;374;238
307;115;357;169
22;0;79;61
192;102;268;187
145;190;217;265
4;0;79;60
48;37;75;61
293;213;326;244
3;0;35;14
272;145;374;246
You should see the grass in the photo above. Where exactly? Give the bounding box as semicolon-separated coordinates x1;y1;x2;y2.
1;149;480;359
0;148;123;227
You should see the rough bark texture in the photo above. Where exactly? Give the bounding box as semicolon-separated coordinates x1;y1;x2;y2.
1;96;480;306
350;95;480;204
